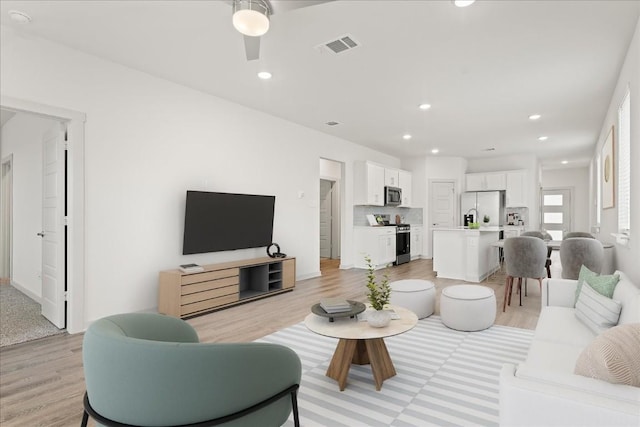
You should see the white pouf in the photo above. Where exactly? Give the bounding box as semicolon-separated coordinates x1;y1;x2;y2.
440;284;496;331
389;279;435;319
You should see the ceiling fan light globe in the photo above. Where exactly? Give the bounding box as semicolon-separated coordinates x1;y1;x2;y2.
453;0;476;7
233;9;270;37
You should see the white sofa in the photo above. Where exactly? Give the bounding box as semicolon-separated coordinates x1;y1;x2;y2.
499;270;640;426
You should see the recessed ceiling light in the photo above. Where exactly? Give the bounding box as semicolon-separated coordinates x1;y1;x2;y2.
453;0;475;7
561;160;568;165
538;136;548;141
431;148;439;154
257;71;272;80
402;134;412;140
529;114;541;120
418;103;431;110
8;10;31;24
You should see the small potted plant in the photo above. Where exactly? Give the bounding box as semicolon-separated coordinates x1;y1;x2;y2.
364;255;392;327
483;215;490;225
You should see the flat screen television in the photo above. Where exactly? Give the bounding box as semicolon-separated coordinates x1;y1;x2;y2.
182;190;275;255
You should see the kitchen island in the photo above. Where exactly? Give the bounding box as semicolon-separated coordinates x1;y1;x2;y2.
433;227;501;282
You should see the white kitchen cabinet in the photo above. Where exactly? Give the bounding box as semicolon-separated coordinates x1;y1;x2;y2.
354;227;396;269
398;170;412;207
384;168;399;187
506;170;528;207
411;226;423;258
465;172;506;191
433;228;500;282
354;161;385;206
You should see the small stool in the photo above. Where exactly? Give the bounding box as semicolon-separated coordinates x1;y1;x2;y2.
389;279;435;319
440;284;496;331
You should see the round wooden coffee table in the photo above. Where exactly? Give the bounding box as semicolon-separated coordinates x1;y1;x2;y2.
304;305;418;391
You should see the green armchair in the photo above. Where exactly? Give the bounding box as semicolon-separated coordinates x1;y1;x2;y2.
81;313;301;427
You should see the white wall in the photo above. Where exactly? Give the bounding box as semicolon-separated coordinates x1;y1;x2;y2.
590;17;640;283
542;167;590;233
0;27;399;324
0;113;58;300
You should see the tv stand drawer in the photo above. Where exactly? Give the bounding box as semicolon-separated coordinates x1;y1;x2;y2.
158;257;295;319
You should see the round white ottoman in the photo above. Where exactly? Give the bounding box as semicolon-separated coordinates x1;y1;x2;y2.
389;279;435;319
440;284;496;331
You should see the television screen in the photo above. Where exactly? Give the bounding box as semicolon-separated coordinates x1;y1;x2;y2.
182;191;275;255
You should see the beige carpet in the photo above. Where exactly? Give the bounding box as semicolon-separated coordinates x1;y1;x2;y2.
0;284;65;347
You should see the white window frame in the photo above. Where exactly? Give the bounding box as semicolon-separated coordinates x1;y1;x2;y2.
615;87;631;245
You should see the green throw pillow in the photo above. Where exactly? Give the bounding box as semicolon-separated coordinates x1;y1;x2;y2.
575;265;598;305
584;273;620;299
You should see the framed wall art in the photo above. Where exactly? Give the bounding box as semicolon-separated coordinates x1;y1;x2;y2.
602;126;615;209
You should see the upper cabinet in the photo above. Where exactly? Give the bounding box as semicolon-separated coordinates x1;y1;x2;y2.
354;161;385;206
465;172;506;191
354;161;412;206
506;170;528;207
398;169;412;207
384;168;399;187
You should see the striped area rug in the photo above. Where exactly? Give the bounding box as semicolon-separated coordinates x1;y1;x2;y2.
257;316;534;427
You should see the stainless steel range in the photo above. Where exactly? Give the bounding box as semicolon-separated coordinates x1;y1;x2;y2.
395;224;411;265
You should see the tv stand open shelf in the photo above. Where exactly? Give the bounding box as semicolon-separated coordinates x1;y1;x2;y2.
158;256;295;319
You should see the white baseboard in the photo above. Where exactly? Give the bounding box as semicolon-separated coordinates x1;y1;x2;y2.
10;280;41;304
339;263;354;270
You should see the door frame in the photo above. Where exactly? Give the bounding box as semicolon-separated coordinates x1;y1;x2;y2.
1;154;13;281
1;95;86;334
540;187;573;239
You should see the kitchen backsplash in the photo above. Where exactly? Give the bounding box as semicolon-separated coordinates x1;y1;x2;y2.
505;207;528;225
353;206;423;226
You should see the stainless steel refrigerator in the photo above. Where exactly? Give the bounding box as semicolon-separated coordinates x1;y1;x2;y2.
461;191;505;226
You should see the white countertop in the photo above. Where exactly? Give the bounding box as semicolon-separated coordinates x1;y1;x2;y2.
433;226;502;232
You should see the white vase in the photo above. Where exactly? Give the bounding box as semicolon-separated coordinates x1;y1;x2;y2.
368;309;391;328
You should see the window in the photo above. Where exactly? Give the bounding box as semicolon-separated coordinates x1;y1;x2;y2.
596;153;601;226
617;88;630;241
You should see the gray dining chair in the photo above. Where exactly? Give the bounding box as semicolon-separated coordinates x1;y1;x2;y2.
559;237;604;279
564;231;595;239
521;231;553;278
503;236;547;312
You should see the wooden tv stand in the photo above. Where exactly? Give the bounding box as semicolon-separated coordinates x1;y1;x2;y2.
158;256;295;319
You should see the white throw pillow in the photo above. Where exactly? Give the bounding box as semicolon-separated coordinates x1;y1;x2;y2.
575;282;622;334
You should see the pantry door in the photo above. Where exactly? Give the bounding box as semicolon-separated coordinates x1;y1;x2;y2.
430;181;456;228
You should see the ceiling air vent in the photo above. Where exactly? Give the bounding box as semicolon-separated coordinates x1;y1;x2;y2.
317;34;360;54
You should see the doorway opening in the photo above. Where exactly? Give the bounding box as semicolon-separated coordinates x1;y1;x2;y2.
319;158;343;274
1;155;13;284
0;111;69;345
1;96;85;335
541;188;572;240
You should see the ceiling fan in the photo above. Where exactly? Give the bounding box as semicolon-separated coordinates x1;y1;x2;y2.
230;0;332;61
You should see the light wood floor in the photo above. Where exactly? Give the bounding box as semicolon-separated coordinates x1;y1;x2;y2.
0;257;553;426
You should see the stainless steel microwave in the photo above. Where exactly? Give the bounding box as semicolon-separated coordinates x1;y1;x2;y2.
384;186;402;206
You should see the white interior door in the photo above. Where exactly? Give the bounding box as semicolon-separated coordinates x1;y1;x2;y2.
319;179;333;258
431;181;456;228
41;123;66;328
